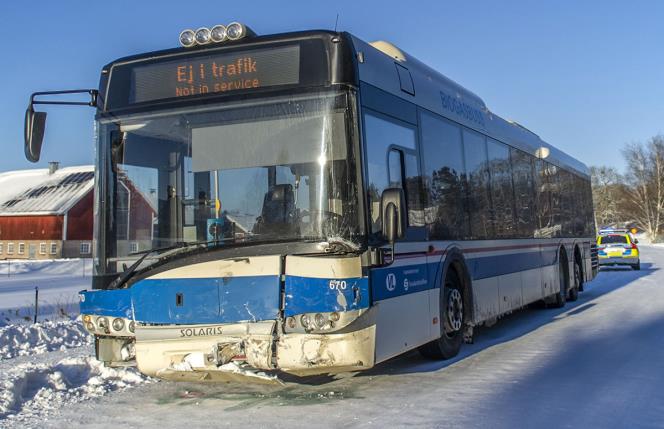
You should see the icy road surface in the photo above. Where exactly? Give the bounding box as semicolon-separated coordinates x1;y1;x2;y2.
4;247;664;428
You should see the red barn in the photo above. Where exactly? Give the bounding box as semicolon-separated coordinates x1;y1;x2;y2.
0;163;95;259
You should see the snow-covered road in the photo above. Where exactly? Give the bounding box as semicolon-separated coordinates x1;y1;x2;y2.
3;247;664;428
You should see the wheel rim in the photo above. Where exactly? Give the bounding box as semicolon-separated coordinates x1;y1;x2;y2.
445;288;463;334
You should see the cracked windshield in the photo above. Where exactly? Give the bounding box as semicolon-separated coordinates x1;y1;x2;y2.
101;92;361;269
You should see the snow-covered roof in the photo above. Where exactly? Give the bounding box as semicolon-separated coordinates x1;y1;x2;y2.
0;166;94;216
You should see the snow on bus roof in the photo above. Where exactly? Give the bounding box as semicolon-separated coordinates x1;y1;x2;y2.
0;165;94;216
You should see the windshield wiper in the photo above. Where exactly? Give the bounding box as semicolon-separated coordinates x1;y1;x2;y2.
108;239;234;289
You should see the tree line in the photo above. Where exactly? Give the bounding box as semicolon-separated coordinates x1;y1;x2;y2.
591;134;664;241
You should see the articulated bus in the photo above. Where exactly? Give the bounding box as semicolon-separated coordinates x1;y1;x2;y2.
24;23;598;381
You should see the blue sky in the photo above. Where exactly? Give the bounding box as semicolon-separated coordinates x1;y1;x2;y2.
0;0;662;173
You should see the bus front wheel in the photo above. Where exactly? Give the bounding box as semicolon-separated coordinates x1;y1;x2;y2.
418;268;465;360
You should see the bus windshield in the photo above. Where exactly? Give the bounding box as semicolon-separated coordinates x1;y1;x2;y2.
96;91;362;272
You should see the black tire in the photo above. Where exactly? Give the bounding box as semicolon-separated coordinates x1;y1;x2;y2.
418;268;465;360
568;260;581;302
551;250;568;308
632;262;641;271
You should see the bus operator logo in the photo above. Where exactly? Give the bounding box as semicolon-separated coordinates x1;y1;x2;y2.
386;273;397;292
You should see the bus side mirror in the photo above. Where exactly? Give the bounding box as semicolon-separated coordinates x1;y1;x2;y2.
381;187;406;244
25;106;47;163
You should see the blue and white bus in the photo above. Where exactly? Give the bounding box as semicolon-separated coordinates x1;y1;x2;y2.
24;23;598;381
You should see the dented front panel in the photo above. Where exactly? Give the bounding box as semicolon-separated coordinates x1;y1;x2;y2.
284;255;369;316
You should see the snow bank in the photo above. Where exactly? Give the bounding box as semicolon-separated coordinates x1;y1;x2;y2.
0;319;92;360
0;355;149;423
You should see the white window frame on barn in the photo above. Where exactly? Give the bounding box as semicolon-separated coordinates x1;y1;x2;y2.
7;243;14;254
0;243;3;254
80;242;91;255
50;243;57;255
18;243;25;254
130;242;138;253
40;243;46;255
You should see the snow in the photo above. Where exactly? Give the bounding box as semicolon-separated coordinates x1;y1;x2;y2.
1;246;663;428
0;259;91;325
0;319;92;360
0;353;149;426
0;165;93;213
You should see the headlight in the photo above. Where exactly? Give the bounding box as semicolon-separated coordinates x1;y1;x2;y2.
314;313;327;329
97;317;109;329
300;314;311;329
112;318;125;332
128;321;135;333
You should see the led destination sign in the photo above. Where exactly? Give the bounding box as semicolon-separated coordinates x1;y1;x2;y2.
130;45;300;104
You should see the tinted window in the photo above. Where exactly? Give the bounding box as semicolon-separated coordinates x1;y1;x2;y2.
558;169;576;236
487;139;515;238
364;112;423;237
510;148;537;238
534;160;554;237
548;164;563;236
463;130;492;239
599;235;628;244
420;112;469;240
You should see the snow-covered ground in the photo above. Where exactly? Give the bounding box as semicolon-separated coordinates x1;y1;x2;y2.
1;247;664;428
0;259;91;325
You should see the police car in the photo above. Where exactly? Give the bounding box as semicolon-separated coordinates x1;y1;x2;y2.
597;229;640;270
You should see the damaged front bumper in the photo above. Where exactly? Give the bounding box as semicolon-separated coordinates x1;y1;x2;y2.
124;312;376;382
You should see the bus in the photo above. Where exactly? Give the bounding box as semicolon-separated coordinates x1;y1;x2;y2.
24;23;598;382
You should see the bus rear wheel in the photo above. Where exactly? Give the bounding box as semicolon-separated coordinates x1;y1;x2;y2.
551;249;568;308
418;268;465;360
568;260;581;302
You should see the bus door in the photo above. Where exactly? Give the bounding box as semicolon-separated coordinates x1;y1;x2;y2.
363;110;432;360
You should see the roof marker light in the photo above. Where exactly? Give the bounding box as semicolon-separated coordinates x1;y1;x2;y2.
195;27;212;45
210;25;227;42
226;22;246;40
179;29;196;47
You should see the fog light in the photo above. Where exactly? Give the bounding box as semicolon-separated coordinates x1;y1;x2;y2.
128;321;135;333
210;24;227;42
85;321;95;332
195;27;211;45
330;312;340;322
179;29;196;47
226;22;246;40
300;314;311;329
286;317;296;329
112;318;125;332
314;313;326;329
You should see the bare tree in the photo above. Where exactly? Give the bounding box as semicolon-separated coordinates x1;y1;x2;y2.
590;165;624;228
622;135;664;241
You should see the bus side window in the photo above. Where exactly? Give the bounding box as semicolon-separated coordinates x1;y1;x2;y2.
420;111;469;240
510;147;537;238
463;130;493;239
487;139;516;238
